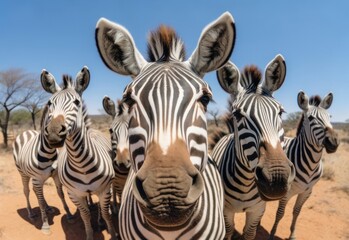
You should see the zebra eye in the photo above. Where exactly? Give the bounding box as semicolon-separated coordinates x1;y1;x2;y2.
279;108;286;117
74;99;80;106
109;128;113;134
47;100;52;106
199;94;211;110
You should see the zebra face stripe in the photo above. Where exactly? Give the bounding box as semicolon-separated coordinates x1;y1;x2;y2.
232;93;285;168
304;107;338;151
123;63;210;172
44;89;84;146
106;100;131;169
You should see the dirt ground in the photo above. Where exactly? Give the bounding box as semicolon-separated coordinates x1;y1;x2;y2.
0;137;348;240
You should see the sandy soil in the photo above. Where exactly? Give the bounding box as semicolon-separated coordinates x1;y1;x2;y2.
0;139;348;240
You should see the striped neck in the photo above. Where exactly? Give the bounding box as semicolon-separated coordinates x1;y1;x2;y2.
38;134;58;162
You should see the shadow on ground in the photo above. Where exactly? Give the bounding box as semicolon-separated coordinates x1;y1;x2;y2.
60;203;119;240
17;206;60;230
231;225;284;240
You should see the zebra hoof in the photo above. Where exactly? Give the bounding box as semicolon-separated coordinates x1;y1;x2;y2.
41;224;51;235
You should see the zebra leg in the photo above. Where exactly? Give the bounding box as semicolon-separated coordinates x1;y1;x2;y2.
21;174;37;219
96;202;106;232
32;179;50;235
98;188;118;240
223;206;236;239
112;181;118;214
242;203;266;240
68;192;94;240
51;172;74;222
87;193;94;207
289;189;312;240
41;186;54;215
269;197;289;240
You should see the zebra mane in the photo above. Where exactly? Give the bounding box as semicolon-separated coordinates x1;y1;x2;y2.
147;25;186;62
240;65;262;91
82;101;92;129
225;97;234;133
296;114;305;136
116;99;124;115
296;95;322;135
62;75;74;89
40;104;49;128
309;95;322;107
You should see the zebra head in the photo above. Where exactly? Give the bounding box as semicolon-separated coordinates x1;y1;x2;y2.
40;67;90;148
103;96;131;171
217;55;295;201
96;12;236;227
297;91;339;153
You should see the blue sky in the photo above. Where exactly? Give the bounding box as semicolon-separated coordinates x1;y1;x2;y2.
1;1;348;122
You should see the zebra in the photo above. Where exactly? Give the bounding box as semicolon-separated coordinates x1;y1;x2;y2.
102;96;131;214
210;57;296;240
40;67;117;240
269;91;339;240
95;12;236;239
13;105;73;235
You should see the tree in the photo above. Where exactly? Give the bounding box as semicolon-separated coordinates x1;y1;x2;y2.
284;111;302;125
283;111;303;133
207;108;220;127
23;83;48;130
0;68;36;148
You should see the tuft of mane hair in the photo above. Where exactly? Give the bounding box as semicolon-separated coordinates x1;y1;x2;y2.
147;25;186;62
62;75;73;89
40;104;49;129
296;95;322;135
116;99;126;115
309;95;322;107
240;65;262;90
225;97;235;133
296;114;305;136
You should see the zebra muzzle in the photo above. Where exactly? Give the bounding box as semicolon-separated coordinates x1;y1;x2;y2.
255;144;295;201
45;115;67;148
132;167;204;227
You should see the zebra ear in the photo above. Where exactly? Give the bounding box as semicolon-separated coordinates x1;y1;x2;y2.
103;96;116;117
320;92;333;109
75;66;90;95
216;61;242;97
95;18;147;78
188;12;236;77
297;91;309;111
262;54;286;95
40;69;61;94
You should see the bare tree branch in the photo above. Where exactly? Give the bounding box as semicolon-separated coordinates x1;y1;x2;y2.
0;68;39;147
207;108;221;127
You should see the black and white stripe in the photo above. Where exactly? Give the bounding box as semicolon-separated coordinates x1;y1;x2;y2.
211;57;295;240
13;106;73;234
269;91;339;240
95;12;236;239
40;68;117;240
103;96;131;214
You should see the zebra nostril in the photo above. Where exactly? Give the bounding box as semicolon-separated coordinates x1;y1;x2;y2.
59;125;67;135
